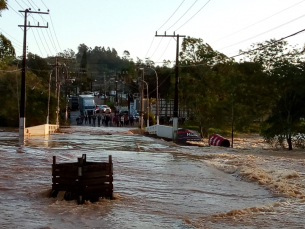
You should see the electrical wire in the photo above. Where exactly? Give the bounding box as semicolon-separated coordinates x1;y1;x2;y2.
27;0;40;11
0;28;23;47
156;38;173;62
212;0;305;44
218;13;305;51
39;0;62;52
35;29;48;55
49;14;62;52
175;0;211;31
31;29;43;56
157;0;185;32
0;69;22;72
6;2;23;17
148;37;163;59
15;0;26;10
20;0;57;56
144;36;155;59
38;28;54;56
179;28;305;67
40;0;48;9
230;28;305;58
145;1;185;62
26;0;58;54
166;0;198;32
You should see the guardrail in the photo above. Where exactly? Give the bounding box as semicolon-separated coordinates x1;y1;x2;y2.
25;124;59;136
145;125;173;139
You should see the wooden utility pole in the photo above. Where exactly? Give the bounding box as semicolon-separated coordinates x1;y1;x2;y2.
155;32;185;142
18;8;49;143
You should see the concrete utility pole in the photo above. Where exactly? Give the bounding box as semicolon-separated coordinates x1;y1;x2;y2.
103;72;107;103
48;57;60;97
140;69;144;129
18;8;49;143
149;67;159;125
155;32;185;142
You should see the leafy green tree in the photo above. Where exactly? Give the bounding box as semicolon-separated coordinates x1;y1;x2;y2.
0;0;7;16
245;40;305;150
179;37;230;137
0;34;15;68
260;61;305;150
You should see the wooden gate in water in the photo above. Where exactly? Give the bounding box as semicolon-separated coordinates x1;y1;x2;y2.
52;154;113;204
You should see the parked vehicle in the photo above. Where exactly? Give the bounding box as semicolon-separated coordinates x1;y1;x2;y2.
96;105;111;113
79;94;96;116
68;95;79;111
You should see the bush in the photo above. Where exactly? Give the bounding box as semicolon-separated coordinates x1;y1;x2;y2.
144;112;156;126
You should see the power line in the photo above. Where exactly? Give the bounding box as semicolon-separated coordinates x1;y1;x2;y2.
38;29;54;56
218;13;305;51
156;38;173;62
0;69;22;72
31;29;43;56
157;0;185;32
25;0;57;54
36;28;48;55
146;1;186;62
175;0;211;31
7;2;23;17
166;0;198;32
0;28;23;47
149;37;163;59
144;36;155;59
40;0;48;9
230;28;305;58
38;0;62;52
179;28;305;67
15;0;26;10
212;0;305;44
49;14;62;52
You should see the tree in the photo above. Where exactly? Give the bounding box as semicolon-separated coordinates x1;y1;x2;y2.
245;40;305;150
0;0;7;16
0;34;15;68
179;37;230;137
260;61;305;150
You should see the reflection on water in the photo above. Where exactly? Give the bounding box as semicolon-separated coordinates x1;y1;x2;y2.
0;126;304;228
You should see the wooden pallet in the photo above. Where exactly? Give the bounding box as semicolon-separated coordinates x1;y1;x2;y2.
52;154;113;204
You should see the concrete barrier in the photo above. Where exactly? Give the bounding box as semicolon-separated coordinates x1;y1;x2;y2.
145;125;173;139
25;124;59;136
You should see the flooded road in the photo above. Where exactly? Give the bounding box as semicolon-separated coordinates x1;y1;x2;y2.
0;126;305;228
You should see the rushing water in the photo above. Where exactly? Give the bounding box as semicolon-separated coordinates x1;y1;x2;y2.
0;126;305;229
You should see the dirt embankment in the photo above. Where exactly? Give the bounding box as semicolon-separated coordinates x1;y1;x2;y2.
129;128;145;135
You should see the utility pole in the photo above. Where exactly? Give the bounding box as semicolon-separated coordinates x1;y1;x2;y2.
155;32;185;142
18;8;49;143
104;72;107;103
48;57;73;126
48;57;60;97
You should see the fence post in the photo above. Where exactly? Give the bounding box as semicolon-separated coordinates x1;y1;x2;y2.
77;157;83;204
109;155;113;199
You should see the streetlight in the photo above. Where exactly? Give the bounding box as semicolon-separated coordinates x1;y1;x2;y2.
138;68;144;129
148;67;159;125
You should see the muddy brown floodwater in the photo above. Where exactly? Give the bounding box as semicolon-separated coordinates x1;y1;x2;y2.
0;126;305;229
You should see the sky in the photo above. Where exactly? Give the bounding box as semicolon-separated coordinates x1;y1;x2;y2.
1;0;305;66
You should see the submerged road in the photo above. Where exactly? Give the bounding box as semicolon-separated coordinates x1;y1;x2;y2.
0;118;305;228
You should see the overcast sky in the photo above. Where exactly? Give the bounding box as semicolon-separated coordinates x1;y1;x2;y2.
1;0;305;65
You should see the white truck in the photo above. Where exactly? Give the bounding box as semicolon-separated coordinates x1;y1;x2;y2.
79;95;96;116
